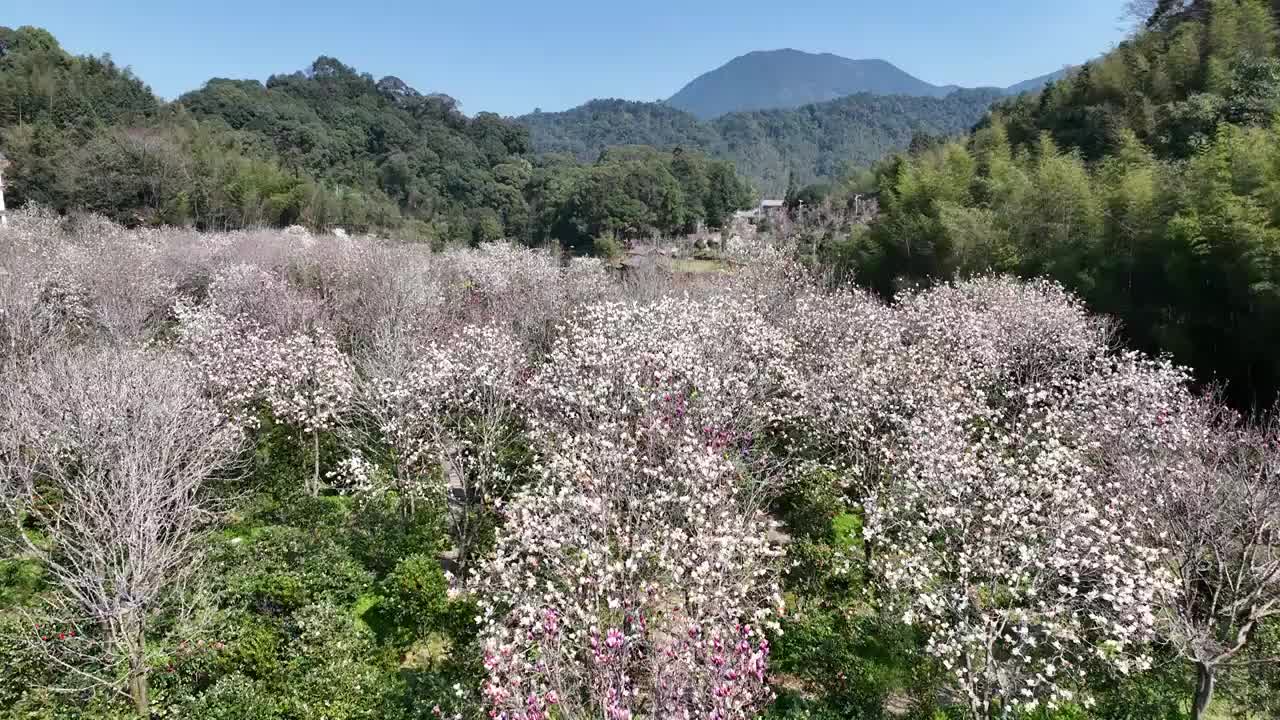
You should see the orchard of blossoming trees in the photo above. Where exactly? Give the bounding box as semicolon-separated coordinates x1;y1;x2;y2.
0;206;1277;720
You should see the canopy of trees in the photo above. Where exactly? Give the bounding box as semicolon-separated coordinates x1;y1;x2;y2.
519;90;1004;196
0;27;753;248
827;0;1280;411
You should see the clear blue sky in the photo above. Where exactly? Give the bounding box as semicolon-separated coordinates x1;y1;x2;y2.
8;0;1131;117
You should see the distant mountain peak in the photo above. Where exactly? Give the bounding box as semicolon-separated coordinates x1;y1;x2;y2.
666;49;1070;120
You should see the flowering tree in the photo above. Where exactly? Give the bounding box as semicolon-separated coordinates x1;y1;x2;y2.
840;280;1168;718
262;327;356;495
173;302;275;426
0;347;241;717
175;302;354;495
442;242;580;352
473;430;783;720
464;291;797;720
864;377;1171;718
524;296;795;483
357;324;525;569
1023;344;1280;719
1110;396;1280;720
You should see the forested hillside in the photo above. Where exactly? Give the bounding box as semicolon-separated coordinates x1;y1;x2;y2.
0;27;753;245
830;0;1280;410
520;89;1002;195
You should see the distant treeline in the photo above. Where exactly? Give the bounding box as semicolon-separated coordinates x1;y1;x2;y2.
0;27;753;246
518;90;1003;196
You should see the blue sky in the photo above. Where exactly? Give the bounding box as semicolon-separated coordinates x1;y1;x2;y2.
9;0;1131;116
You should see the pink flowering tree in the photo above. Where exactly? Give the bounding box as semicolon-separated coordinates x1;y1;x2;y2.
1157;408;1280;720
468;292;798;720
473;430;783;720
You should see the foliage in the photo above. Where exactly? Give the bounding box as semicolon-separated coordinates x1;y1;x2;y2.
0;28;756;251
520;91;1005;196
854;113;1280;410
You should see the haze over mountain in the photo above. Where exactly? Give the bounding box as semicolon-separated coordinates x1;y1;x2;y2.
666;49;1071;119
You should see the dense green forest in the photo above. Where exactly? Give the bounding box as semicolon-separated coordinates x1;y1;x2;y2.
814;0;1280;411
519;90;1003;195
0;27;752;245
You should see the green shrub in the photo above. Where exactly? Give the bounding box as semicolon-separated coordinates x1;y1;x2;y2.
379;554;451;639
216;526;373;616
592;232;623;259
345;495;448;578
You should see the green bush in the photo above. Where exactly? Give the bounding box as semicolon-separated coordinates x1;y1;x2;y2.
379;554;451;638
345;494;448;578
216;526;373;616
592;232;623;259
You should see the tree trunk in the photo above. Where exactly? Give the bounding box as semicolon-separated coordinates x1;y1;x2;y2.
1192;661;1215;720
312;432;320;497
129;668;149;718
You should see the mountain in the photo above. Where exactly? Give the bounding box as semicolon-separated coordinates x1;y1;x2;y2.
666;49;1070;120
667;50;952;119
518;89;1004;195
1002;66;1075;96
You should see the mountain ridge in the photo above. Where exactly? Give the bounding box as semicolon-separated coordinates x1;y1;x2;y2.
518;88;1005;195
665;48;1071;119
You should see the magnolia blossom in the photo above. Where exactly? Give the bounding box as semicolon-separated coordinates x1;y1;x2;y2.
174;302;355;494
172;301;276;426
522;296;796;486
865;381;1171;717
473;430;783;720
848;285;1173;719
358;323;525;567
261;328;355;437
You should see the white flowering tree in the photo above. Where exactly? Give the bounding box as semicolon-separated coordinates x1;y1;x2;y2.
357;324;525;569
465;291;800;720
826;280;1171;718
864;377;1171;718
262;327;355;495
473;430;783;720
523;296;797;497
174;302;354;496
172;302;275;426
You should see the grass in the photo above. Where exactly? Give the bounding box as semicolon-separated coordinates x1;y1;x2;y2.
0;558;45;608
672;258;727;273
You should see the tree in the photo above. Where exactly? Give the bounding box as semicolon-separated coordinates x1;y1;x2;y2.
1141;401;1280;720
474;430;783;720
0;347;242;717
